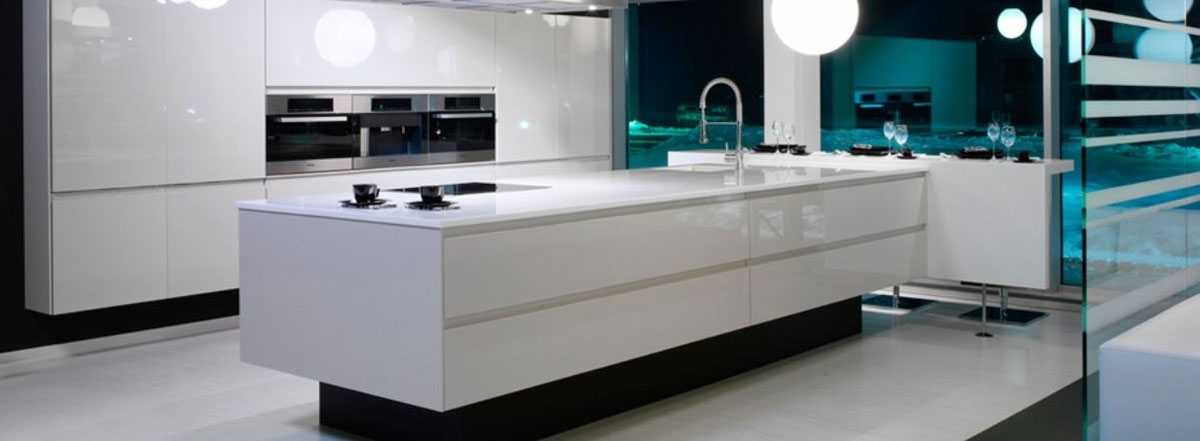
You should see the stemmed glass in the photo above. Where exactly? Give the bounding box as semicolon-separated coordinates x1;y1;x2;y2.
771;120;782;146
783;124;796;153
883;121;897;155
987;122;1001;160
1001;126;1016;162
894;124;909;156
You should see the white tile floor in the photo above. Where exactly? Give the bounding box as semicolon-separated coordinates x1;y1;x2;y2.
0;299;1081;441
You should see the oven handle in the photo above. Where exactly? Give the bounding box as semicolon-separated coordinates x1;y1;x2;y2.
274;116;350;123
430;112;494;120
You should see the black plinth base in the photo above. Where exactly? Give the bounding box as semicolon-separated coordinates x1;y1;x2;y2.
960;306;1048;326
861;294;937;311
319;297;862;441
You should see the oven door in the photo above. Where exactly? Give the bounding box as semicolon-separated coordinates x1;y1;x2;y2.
354;113;428;170
427;111;496;165
266;115;358;175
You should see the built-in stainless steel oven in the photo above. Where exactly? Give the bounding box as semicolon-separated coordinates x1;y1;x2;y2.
266;95;357;175
427;94;496;165
352;94;428;170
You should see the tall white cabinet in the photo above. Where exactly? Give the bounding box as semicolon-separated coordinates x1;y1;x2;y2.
26;0;266;314
495;14;612;163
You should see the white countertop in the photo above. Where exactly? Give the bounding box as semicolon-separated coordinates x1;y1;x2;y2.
671;150;1076;175
237;163;926;230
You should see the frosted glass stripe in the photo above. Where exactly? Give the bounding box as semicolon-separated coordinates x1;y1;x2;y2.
1086;193;1200;229
1084;56;1200;88
1086;171;1200;209
1085;9;1200;36
1083;129;1200;148
1085;100;1200;118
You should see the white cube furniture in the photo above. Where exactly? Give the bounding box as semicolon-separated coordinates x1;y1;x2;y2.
1100;294;1200;441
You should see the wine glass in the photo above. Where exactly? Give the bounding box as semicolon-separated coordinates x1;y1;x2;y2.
771;120;782;146
883;121;896;155
783;123;796;153
894;124;909;156
987;122;1001;160
1001;126;1016;161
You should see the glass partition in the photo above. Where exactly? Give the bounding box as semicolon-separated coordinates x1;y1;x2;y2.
1080;0;1199;437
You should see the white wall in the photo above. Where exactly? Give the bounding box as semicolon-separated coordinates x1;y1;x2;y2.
763;0;822;149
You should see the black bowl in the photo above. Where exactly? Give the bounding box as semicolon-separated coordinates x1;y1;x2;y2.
353;184;380;203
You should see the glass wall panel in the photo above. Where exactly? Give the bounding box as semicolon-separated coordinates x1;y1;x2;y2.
624;0;765;169
1081;0;1199;438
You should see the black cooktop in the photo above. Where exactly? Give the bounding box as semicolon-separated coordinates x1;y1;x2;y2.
387;182;549;196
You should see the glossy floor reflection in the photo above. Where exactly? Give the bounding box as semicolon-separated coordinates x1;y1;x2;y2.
0;297;1080;441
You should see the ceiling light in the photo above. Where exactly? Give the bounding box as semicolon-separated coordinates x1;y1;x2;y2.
1135;28;1193;64
525;8;533;14
1144;0;1194;22
1029;7;1095;64
770;0;859;56
588;4;598;11
996;8;1028;40
313;9;377;68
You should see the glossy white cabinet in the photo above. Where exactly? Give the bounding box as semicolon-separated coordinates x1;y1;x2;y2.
750;233;926;324
444;268;750;408
555;16;613;159
52;189;168;314
168;182;265;298
166;0;265;184
443;200;750;319
495;14;557;163
50;0;168;191
265;0;496;88
751;177;926;258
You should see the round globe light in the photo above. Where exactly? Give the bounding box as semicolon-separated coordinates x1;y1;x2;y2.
1144;0;1194;22
1030;7;1095;63
1135;28;1194;64
997;8;1028;39
771;0;859;56
189;0;229;10
313;9;377;68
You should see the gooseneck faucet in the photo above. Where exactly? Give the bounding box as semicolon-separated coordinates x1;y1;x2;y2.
698;77;745;170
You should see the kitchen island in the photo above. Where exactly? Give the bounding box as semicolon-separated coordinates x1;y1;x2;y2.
238;164;929;440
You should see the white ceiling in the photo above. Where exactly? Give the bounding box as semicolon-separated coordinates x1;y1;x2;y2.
344;0;627;14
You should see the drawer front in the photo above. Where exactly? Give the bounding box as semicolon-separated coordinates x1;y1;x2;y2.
751;232;926;324
444;268;750;409
443;200;750;318
751;177;926;258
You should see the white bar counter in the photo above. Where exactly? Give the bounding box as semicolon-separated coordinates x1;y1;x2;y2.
670;150;1074;290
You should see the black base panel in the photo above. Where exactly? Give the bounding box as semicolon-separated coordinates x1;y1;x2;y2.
861;294;937;311
320;297;862;441
959;306;1048;326
967;376;1085;441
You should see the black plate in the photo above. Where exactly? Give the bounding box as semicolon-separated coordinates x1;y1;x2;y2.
340;199;395;209
405;201;461;211
755;144;780;153
849;146;890;156
957;148;995;160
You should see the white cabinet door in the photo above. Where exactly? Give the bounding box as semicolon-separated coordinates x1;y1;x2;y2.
167;181;265;298
166;0;266;184
52;188;168;313
555;16;612;160
265;0;496;88
51;0;167;191
495;14;556;163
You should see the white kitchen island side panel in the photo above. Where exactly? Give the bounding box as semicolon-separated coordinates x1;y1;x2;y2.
442;200;751;319
239;210;445;410
444;267;751;409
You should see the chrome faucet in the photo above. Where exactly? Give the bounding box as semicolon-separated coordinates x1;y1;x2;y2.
698;77;744;170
